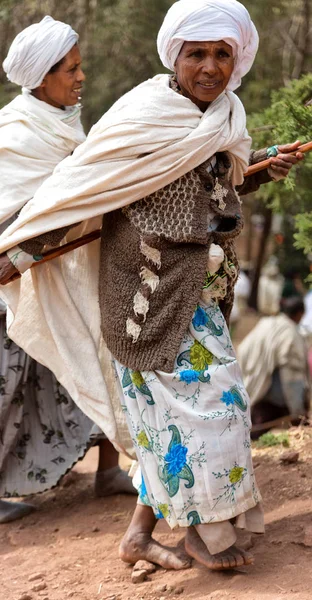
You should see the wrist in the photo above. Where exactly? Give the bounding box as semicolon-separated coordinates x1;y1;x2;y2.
7;246;42;273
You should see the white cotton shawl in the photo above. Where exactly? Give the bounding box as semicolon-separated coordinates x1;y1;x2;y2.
0;74;251;447
0;89;85;227
3;16;78;90
157;0;259;91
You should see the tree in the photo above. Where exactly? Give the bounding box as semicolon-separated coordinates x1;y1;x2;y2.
248;74;312;287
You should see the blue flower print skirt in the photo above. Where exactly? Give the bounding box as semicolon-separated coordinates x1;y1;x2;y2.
114;300;262;529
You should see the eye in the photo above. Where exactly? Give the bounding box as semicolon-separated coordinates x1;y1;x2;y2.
218;50;231;59
188;50;203;59
205;183;213;192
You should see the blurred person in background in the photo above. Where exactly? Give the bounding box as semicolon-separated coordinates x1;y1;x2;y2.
238;296;310;438
257;260;283;316
0;16;135;525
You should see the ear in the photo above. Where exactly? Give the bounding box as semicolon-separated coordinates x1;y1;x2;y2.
35;78;46;90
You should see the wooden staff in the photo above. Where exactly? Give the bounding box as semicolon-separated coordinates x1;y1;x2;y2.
8;229;101;282
6;139;312;280
244;140;312;176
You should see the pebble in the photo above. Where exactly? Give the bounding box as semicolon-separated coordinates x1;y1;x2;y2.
31;583;47;592
131;569;147;584
155;584;167;593
280;451;299;464
28;573;45;582
92;526;100;533
17;595;33;600
133;560;156;574
175;587;184;595
209;591;229;599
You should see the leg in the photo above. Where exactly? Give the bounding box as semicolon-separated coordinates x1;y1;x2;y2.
119;504;191;570
0;499;35;524
185;527;254;571
94;438;137;496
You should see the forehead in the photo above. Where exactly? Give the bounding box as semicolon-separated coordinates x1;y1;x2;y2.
61;45;82;68
181;40;233;53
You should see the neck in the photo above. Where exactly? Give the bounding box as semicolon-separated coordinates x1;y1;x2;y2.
31;89;65;110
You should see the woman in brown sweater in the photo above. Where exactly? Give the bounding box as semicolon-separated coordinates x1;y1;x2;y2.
0;0;303;571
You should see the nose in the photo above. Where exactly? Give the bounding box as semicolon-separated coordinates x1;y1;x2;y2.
202;56;218;76
77;66;86;82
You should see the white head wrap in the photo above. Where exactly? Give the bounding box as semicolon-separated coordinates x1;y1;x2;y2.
157;0;259;91
3;15;78;90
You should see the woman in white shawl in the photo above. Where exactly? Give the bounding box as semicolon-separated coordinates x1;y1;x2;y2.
0;1;303;569
0;16;134;525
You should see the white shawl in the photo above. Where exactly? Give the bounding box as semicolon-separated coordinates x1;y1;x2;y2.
0;74;251;448
0;89;85;226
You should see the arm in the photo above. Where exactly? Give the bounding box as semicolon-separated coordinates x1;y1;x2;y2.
0;225;73;284
238;141;304;196
237;149;271;196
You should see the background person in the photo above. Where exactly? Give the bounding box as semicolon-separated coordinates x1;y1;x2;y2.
238;296;310;437
0;16;135;524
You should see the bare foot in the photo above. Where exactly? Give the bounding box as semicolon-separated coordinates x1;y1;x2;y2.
119;531;192;570
185;527;254;570
94;466;137;497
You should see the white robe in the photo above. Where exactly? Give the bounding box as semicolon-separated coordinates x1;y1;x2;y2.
0;75;251;451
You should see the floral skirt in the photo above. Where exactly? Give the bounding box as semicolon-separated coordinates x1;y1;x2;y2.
0;317;98;497
114;300;262;529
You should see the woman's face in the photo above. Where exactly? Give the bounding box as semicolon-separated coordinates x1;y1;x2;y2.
35;45;85;108
175;40;235;111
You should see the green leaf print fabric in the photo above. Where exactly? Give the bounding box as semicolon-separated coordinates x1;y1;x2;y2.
115;300;261;529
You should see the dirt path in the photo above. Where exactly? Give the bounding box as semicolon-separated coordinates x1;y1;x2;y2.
1;428;312;600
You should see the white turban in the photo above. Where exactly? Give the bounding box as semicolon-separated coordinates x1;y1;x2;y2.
2;15;78;90
157;0;259;91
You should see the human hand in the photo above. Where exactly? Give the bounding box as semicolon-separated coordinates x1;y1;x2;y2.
0;254;20;285
269;140;304;179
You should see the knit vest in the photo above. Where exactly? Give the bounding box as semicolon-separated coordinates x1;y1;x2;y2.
99;152;243;373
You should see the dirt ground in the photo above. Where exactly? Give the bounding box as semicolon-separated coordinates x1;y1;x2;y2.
1;310;311;600
1;425;312;600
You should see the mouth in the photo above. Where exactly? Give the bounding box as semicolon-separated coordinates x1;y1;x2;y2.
198;81;220;90
72;87;83;98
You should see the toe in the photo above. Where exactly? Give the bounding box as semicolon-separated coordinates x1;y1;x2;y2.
231;552;245;568
242;550;254;565
220;556;231;570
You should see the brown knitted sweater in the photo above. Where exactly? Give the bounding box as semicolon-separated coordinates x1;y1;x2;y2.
20;149;269;373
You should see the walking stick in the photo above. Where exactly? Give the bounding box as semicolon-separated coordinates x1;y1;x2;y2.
244;140;312;176
7;229;101;282
4;139;312;283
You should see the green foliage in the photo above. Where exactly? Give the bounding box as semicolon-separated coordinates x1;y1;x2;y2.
256;432;290;448
0;1;311;263
248;74;312;258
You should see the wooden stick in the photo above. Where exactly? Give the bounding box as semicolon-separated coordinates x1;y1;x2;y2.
244;140;312;177
30;229;101;265
7;229;101;283
6;140;312;283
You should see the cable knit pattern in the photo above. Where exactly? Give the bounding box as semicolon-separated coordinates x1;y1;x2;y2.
100;152;244;373
124;168;202;243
